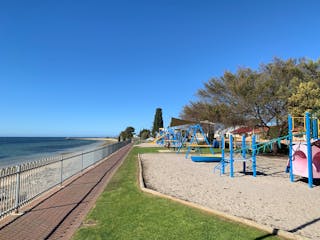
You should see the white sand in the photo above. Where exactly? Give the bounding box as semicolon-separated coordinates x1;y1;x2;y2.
141;153;320;239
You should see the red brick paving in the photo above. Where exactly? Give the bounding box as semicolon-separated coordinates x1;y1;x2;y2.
0;144;132;240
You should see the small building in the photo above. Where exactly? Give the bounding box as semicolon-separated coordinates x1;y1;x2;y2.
231;126;269;142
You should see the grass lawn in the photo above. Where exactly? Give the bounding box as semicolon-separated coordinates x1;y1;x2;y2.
72;146;281;240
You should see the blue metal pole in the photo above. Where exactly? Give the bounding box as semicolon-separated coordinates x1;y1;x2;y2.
312;118;318;139
221;136;225;174
230;134;234;178
317;119;319;140
252;135;257;177
288;115;294;182
242;135;246;173
198;124;215;155
306;112;313;188
186;126;196;159
178;129;189;153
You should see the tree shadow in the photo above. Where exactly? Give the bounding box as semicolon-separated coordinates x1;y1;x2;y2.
289;216;320;233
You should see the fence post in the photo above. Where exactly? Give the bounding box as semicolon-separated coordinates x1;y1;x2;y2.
14;165;21;213
81;152;84;172
60;155;64;186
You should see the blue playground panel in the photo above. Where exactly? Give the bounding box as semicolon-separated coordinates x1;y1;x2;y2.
191;156;222;162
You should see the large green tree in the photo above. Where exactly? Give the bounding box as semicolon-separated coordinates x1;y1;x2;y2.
181;58;320;138
152;108;164;137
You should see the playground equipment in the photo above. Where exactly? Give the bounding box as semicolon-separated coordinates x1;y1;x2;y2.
214;134;252;176
288;112;320;188
290;144;320;178
214;131;293;177
153;128;166;145
183;124;221;162
153;127;183;148
214;112;320;188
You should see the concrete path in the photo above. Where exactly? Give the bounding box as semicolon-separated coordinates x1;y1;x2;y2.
0;144;132;240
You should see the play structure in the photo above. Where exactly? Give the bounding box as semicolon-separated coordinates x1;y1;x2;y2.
154;113;320;188
179;124;221;162
153;118;221;162
290;144;320;178
166;123;221;162
214;134;250;176
214;133;290;177
214;112;320;188
287;112;320;187
153;128;166;145
153;127;183;149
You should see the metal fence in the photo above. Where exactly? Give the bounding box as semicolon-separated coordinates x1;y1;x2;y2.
0;140;130;218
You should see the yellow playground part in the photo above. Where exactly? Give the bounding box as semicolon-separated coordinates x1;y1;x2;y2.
291;116;306;132
152;135;164;143
197;153;222;157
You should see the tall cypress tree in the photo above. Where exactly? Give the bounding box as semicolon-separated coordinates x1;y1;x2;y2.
152;108;164;137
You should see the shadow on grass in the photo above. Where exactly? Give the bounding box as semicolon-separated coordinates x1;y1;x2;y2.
254;229;279;240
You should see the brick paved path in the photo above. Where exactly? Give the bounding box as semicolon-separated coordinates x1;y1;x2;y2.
0;144;132;240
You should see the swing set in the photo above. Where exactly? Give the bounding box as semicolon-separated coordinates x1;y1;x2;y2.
181;124;221;162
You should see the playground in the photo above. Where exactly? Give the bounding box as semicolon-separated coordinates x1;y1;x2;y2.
141;113;320;239
152;113;320;188
140;152;320;239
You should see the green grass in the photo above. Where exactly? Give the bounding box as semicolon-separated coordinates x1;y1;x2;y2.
72;147;281;240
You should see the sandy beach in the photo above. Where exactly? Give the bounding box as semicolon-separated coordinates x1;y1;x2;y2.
141;152;320;240
67;137;117;142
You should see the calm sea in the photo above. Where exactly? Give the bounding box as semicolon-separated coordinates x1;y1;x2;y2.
0;137;102;168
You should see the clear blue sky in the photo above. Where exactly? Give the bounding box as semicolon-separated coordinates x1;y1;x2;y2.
1;0;320;137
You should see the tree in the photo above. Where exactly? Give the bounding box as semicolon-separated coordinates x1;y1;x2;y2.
288;81;320;117
182;58;320;139
197;67;273;131
139;129;151;140
119;126;135;141
152;108;164;137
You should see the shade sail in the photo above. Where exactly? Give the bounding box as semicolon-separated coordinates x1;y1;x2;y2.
170;117;196;127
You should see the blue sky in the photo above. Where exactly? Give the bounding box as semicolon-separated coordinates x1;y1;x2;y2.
1;0;320;137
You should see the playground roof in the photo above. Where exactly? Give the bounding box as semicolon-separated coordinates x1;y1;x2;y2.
231;126;268;135
170;117;196;127
170;117;216;128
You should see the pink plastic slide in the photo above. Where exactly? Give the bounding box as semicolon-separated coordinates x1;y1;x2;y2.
292;144;320;178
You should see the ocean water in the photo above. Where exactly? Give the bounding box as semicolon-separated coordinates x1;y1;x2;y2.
0;137;103;168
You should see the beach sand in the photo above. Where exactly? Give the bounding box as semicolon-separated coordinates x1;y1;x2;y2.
68;137;118;142
141;153;320;239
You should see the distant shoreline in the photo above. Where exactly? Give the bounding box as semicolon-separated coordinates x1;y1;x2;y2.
66;137;117;142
